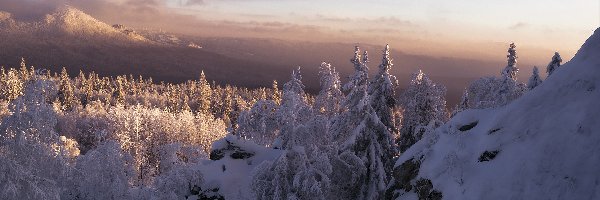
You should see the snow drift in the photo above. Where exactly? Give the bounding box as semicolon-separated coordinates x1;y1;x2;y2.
392;27;600;199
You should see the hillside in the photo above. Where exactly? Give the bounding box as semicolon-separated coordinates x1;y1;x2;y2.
0;7;287;88
390;28;600;199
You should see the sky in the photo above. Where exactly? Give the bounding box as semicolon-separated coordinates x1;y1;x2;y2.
1;0;598;64
167;0;599;61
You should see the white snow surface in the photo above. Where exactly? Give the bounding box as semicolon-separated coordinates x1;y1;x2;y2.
396;28;600;200
198;136;282;199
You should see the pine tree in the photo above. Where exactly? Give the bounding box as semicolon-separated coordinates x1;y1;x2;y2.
315;62;343;116
198;71;212;114
112;76;126;105
271;80;281;105
3;68;23;101
451;89;470;116
398;70;447;153
58;67;77;111
528;66;543;90
501;43;519;81
277;67;311;149
331;46;369;145
546;52;562;76
343;46;369;94
349;99;395;200
368;44;398;133
19;57;30;81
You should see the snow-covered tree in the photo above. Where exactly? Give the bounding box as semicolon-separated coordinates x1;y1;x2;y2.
501;43;519;81
197;71;212;114
465;76;526;109
58;67;77;111
368;44;398;132
72;141;135;200
331;46;370;144
277;67;312;149
343;46;369;93
546;52;562;76
0;76;66;200
314;62;343;116
398;70;446;153
252;146;331;200
271;80;281;105
451;89;470;117
349;104;395;200
237;100;280;146
528;66;543;90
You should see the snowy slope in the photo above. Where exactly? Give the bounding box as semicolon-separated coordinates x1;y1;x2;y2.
0;6;148;43
394;28;600;200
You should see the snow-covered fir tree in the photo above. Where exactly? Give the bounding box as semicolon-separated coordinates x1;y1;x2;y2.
277;67;312;149
271;80;281;105
252;146;331;200
197;71;212;114
331;46;369;145
237;99;280;146
528;66;543;90
451;89;470;117
465;75;527;109
315;62;343;117
398;70;446;153
325;46;394;200
501;43;519;81
546;52;562;76
349;100;395;200
368;44;398;133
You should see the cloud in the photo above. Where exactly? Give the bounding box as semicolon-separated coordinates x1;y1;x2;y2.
185;0;206;6
0;0;67;20
509;22;530;30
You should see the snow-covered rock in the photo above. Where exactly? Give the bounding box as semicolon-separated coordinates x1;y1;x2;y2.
389;27;600;200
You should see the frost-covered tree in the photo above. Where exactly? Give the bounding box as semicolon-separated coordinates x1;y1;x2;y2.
237;100;280;146
252;146;331;200
328;45;396;199
315;62;343;116
343;46;369;93
501;43;519;81
0;76;67;200
277;67;312;149
349;103;395;200
368;44;398;132
72;141;135;200
58;67;77;111
528;66;543;90
331;46;370;144
2;68;24;101
198;71;212;114
398;70;446;153
451;90;470;117
271;80;281;105
465;76;526;109
546;52;562;76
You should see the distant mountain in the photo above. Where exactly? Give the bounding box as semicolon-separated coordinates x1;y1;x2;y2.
0;6;147;43
0;7;287;88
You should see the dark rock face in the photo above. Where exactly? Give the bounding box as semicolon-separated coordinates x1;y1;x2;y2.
458;121;478;131
478;150;499;162
198;187;225;200
415;178;443;200
386;156;443;200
